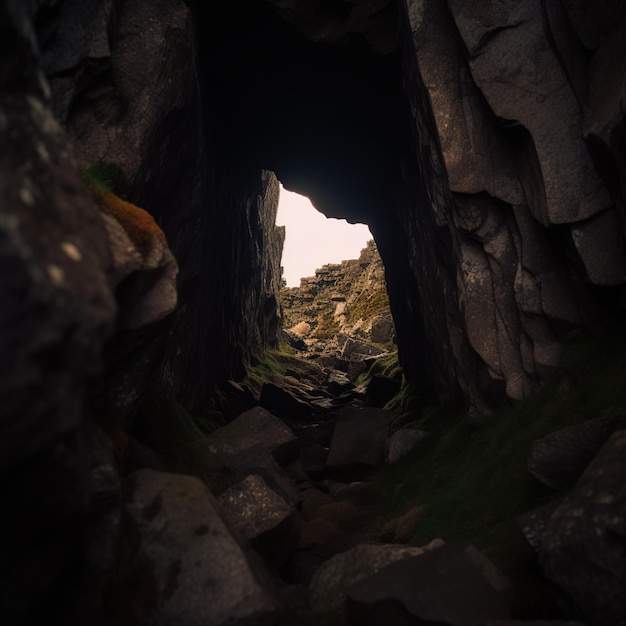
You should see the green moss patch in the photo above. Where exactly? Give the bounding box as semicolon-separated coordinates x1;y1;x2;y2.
245;343;325;396
345;286;390;325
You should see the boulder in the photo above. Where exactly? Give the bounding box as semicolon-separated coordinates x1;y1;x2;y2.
326;371;355;396
122;469;279;626
326;406;390;471
309;541;444;615
194;406;298;472
527;416;626;488
278;327;307;351
298;517;362;559
385;428;428;464
529;429;626;626
219;444;301;509
369;313;395;344
218;474;301;567
259;383;314;421
346;544;511;625
341;337;386;360
314;499;373;532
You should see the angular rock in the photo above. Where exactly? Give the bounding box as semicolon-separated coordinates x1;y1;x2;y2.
369;313;395;343
341;337;386;360
528;416;625;488
278;328;307;351
220;444;301;509
298;517;361;560
326;371;355;397
309;541;444;615
314;499;373;532
385;427;428;464
346;544;511;625
195;406;298;472
259;383;314;421
532;429;626;626
326;406;390;470
218;474;301;567
123;469;279;626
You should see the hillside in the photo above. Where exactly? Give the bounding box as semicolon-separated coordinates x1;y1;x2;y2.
280;240;397;381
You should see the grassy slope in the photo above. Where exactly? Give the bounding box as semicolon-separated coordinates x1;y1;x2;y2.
374;331;626;571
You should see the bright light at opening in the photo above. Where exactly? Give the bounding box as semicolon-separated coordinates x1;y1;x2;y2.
276;184;372;288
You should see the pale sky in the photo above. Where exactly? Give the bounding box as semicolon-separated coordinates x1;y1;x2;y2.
276;185;372;287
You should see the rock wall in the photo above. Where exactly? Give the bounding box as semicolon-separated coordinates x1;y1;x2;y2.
38;0;285;413
404;0;626;404
0;0;284;622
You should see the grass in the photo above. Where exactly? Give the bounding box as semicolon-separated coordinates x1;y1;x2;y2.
345;286;390;325
245;343;325;396
315;309;340;341
355;350;402;387
374;331;626;571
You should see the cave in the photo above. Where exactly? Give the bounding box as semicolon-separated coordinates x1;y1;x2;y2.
2;0;626;625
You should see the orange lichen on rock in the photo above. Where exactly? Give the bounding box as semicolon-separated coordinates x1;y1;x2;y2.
85;179;164;257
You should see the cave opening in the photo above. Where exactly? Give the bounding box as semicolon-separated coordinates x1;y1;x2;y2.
186;0;447;405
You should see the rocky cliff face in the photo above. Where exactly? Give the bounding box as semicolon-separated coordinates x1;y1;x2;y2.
281;240;396;379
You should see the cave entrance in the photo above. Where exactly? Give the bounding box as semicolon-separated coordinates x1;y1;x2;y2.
195;0;430;398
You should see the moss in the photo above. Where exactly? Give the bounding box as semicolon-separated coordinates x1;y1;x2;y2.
373;331;626;573
345;286;390;325
82;166;164;257
245;343;324;396
315;308;340;341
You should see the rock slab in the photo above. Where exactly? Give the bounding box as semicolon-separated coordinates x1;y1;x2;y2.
123;469;279;626
530;429;626;626
346;544;511;625
218;474;300;567
197;406;299;472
